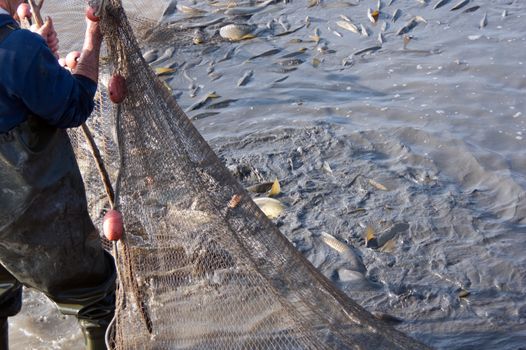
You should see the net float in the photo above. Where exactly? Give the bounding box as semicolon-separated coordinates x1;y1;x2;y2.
103;209;123;241
65;51;81;70
16;3;31;20
109;74;127;103
86;6;100;22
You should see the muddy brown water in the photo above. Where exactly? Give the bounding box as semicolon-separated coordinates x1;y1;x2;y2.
10;0;526;349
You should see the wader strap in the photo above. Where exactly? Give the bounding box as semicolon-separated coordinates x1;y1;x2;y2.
0;23;18;44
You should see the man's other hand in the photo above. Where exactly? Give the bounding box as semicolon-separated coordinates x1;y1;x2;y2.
33;17;60;58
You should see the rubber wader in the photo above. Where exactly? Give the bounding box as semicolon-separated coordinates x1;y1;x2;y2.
0;24;117;347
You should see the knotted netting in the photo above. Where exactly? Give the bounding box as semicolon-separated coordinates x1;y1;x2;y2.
45;0;430;348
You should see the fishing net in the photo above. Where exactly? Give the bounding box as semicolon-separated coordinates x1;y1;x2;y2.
43;0;429;348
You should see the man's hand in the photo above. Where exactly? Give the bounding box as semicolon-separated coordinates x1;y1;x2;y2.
33;17;59;58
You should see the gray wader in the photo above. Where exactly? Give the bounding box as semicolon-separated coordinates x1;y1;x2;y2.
0;115;116;349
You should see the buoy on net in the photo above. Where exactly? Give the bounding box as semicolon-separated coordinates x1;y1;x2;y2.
86;6;100;22
65;51;81;70
109;74;127;103
103;209;123;241
16;3;31;20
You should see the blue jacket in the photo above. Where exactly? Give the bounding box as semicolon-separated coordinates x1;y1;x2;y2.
0;14;97;133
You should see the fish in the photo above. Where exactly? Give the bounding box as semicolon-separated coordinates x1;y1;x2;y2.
332;29;343;37
142;49;158;64
185;91;219;112
219;24;257;42
365;226;379;248
353;45;382;56
208;72;223;81
480;12;487;28
190;111;220;121
176;4;207;16
274;24;306;37
237;70;254;87
377;32;385;44
321;232;366;273
396;16;426;35
450;0;469;11
154;67;176;76
206;99;238;109
278;15;291;31
248;48;282;61
433;0;451;10
268;179;281;197
180;17;224;30
218;47;236;62
253;197;284;219
307;0;320;8
372;312;404;324
501;9;507;18
360;24;370;37
310;27;321;43
367;8;379;23
192;29;205;45
247;182;274;194
369;178;388;190
336;20;360;34
273;75;289;83
280;48;307;59
463;5;479;13
391;8;401;22
224;0;274;16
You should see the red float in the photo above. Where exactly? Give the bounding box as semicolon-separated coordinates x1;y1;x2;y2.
103;210;123;241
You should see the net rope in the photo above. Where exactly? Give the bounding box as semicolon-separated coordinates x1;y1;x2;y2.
44;0;430;348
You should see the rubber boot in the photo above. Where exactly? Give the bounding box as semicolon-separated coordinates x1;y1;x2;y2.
0;318;8;350
79;318;110;350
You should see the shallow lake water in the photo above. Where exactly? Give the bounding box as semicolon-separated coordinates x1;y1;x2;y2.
9;0;526;349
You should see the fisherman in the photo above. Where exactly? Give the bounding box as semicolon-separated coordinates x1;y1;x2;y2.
0;1;115;349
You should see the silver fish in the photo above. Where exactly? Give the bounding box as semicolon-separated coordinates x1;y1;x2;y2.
377;32;385;44
332;29;343;37
480;12;487;28
501;9;507;18
433;0;451;10
224;0;274;16
336;20;360;33
237;70;253;87
450;0;469;11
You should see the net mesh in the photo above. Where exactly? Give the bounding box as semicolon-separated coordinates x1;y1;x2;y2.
45;0;429;348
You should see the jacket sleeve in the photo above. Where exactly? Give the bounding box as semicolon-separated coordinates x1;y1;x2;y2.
17;37;98;129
